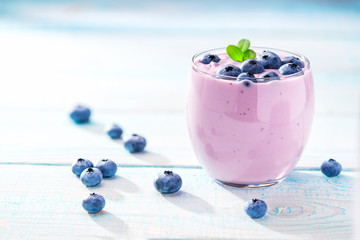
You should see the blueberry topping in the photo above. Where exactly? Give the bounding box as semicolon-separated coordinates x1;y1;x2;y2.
244;198;267;218
154;171;182;194
320;158;342;177
72;158;94;177
281;56;304;68
200;54;220;64
82;193;106;213
124;134;147;153
240;59;264;74
80;167;103;187
243;81;252;87
106;124;123;139
216;64;242;80
256;51;282;69
69;105;91;124
95;159;117;178
259;71;280;82
279;63;302;75
236;72;256;82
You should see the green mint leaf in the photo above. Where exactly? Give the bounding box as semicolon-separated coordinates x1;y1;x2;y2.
243;49;256;60
237;39;250;52
226;45;244;62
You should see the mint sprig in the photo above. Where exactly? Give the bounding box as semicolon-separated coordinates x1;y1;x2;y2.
226;39;256;62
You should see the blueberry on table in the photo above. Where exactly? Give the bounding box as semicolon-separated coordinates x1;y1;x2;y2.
216;64;242;80
200;54;220;64
154;171;182;194
321;159;342;177
106;124;123;139
256;51;282;69
124;134;147;153
72;158;94;177
244;199;267;218
279;63;302;75
259;71;280;81
82;193;105;213
236;72;256;82
69;105;91;124
95;159;117;178
80;167;103;187
281;56;304;68
240;59;264;74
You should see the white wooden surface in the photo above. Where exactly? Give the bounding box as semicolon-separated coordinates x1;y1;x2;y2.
0;165;355;240
0;1;359;239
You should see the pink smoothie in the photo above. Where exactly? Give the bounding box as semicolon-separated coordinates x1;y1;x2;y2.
186;47;314;186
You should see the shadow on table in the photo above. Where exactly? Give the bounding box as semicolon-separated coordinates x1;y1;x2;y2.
130;151;171;165
76;121;106;135
90;210;128;235
110;175;140;193
217;171;354;237
162;190;214;214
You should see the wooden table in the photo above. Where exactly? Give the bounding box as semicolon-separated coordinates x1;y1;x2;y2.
0;1;359;239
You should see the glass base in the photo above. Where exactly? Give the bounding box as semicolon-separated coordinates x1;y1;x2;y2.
215;176;286;188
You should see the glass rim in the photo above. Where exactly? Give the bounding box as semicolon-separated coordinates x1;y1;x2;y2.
191;46;311;81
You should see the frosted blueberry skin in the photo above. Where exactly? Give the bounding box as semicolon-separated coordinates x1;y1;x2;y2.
95;159;117;178
281;56;304;68
106;124;123;139
70;105;91;124
279;63;302;75
240;59;265;74
72;158;94;177
236;72;256;82
256;51;282;69
216;64;242;80
244;199;267;218
258;71;280;82
82;193;105;213
200;54;220;64
321;159;342;177
124;134;147;153
80;167;103;187
154;171;182;194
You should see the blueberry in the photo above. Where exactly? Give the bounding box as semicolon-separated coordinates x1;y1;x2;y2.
216;64;242;80
106;124;123;139
200;54;220;64
236;72;256;82
256;51;282;69
80;167;103;187
82;193;105;213
259;71;280;82
281;56;304;68
320;159;342;177
154;170;182;194
124;134;147;153
240;59;264;74
72;158;94;177
279;63;302;75
95;159;117;178
69;105;91;124
244;199;267;218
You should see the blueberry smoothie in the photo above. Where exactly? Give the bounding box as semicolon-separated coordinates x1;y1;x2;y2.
186;45;314;187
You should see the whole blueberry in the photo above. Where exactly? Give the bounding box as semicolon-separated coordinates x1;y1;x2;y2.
82;193;105;213
259;71;280;82
281;56;304;68
124;134;147;153
72;158;94;177
95;159;117;178
321;159;342;177
154;171;182;194
80;167;103;187
200;54;220;64
244;199;267;218
106;124;123;139
216;64;242;80
236;72;257;82
69;105;91;124
279;63;302;75
240;59;264;74
256;51;282;69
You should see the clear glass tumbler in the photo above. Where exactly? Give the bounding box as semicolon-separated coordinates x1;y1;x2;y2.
186;47;314;187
